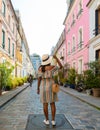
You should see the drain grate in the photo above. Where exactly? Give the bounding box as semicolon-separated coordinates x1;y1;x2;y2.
25;114;75;130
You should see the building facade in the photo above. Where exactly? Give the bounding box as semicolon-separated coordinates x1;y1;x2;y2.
87;0;100;62
64;0;90;74
0;0;35;77
30;53;41;76
0;0;17;76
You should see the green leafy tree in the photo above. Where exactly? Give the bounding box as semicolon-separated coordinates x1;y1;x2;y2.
0;61;14;91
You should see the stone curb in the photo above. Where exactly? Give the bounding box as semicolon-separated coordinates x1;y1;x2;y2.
60;87;100;110
0;83;30;109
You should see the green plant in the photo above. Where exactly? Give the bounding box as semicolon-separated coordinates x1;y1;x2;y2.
91;77;100;88
84;60;100;89
5;75;13;90
58;71;63;80
60;78;67;84
0;61;14;91
53;75;58;83
86;60;100;76
12;77;18;88
84;70;95;89
67;68;77;84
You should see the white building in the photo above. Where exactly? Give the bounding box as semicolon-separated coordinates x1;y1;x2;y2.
87;0;100;62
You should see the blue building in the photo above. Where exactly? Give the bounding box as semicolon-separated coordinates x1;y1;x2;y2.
30;53;41;75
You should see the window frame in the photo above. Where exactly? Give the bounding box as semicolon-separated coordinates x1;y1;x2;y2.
2;1;6;17
2;29;5;49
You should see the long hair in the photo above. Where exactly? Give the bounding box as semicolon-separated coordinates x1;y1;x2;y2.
39;63;51;73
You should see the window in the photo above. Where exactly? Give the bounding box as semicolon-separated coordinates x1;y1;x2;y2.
8;38;10;54
72;36;75;52
71;14;75;26
73;62;76;68
77;0;83;18
78;28;83;49
12;43;14;57
95;8;100;35
95;49;100;60
79;0;82;11
8;15;10;26
2;1;6;17
67;23;70;33
60;49;64;60
95;49;100;74
78;59;83;74
60;51;62;57
13;23;15;33
68;42;71;55
2;30;5;49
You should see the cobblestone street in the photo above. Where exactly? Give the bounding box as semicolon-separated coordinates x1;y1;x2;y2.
0;80;100;130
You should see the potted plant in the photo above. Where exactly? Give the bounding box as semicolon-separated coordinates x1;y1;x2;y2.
84;60;100;97
91;76;100;97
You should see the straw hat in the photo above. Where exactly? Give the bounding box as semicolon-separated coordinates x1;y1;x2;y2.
41;54;51;65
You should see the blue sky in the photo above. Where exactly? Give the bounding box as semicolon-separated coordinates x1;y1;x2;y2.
11;0;67;56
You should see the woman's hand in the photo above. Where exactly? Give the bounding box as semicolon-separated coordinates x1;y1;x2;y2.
53;55;62;69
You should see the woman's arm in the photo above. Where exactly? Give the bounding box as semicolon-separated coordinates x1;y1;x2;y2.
37;76;42;94
53;55;63;69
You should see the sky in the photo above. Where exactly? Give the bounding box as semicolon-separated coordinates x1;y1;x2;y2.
11;0;67;57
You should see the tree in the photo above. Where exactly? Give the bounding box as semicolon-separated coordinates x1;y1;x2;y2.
0;61;14;94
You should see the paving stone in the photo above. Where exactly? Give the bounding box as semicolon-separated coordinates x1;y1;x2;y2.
0;80;100;130
25;114;74;130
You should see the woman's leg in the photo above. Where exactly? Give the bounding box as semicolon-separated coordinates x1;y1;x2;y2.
43;103;49;120
50;102;56;121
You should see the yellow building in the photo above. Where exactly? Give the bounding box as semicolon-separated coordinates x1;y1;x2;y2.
0;0;18;76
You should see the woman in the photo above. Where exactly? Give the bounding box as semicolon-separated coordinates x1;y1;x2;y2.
37;54;62;126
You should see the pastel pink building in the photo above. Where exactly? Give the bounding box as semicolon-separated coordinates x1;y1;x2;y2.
64;0;90;74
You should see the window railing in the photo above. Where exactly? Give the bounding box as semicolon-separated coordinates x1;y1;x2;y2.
77;41;83;49
93;25;100;36
77;8;83;19
66;28;70;34
2;43;5;49
68;51;71;55
71;47;76;53
71;20;75;27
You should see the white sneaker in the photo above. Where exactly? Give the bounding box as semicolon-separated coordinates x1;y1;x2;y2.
43;119;49;125
51;120;56;126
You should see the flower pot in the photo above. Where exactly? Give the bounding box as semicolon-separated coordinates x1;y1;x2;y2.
69;84;75;89
92;88;100;97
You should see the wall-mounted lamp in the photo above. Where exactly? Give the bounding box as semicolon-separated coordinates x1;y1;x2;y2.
20;47;22;53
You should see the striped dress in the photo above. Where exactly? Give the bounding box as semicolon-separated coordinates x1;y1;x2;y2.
38;66;58;103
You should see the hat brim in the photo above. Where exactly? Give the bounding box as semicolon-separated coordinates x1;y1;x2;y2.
42;58;51;65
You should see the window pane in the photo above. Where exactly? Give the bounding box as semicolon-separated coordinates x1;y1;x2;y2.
12;43;14;57
2;1;6;17
8;38;10;54
2;30;5;49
